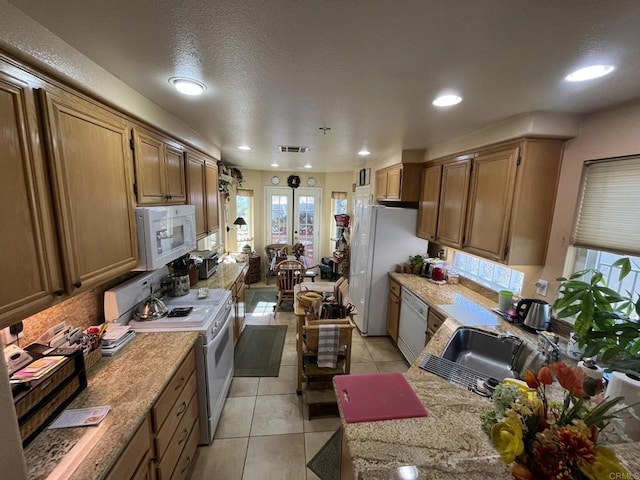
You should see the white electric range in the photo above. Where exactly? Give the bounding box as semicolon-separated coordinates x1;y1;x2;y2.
104;267;234;445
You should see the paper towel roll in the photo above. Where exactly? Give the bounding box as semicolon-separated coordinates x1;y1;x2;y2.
578;360;604;380
605;371;640;441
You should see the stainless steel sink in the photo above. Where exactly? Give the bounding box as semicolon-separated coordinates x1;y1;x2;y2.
440;327;522;381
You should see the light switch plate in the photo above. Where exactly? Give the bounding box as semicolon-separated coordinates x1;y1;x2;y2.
535;279;549;296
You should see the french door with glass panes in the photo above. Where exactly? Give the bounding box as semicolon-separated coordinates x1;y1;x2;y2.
265;187;321;265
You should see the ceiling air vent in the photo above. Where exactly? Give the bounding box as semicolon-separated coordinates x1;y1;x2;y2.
278;145;309;153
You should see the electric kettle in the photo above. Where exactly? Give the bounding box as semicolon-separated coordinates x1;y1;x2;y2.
516;299;551;331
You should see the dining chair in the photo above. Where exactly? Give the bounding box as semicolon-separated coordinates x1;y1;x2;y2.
273;259;305;317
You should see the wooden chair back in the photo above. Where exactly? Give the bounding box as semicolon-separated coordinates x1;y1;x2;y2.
274;259;305;293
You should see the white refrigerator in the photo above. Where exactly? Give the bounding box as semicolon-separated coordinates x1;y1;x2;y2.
349;204;429;335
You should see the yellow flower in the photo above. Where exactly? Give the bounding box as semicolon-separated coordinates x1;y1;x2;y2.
491;417;524;463
579;446;630;480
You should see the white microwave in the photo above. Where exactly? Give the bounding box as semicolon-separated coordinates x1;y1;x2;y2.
134;205;197;271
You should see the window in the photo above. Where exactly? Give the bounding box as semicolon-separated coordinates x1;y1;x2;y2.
572;155;640;256
235;189;253;252
331;191;348;244
452;251;524;294
565;155;640;295
572;248;640;297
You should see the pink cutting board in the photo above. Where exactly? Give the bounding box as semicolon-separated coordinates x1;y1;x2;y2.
334;372;428;423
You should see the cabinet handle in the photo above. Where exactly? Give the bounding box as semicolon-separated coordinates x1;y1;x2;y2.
54;289;64;296
174;376;185;391
175;401;187;417
180;456;192;474
178;427;189;445
73;281;82;288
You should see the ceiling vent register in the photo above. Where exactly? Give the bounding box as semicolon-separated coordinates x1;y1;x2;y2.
278;145;309;153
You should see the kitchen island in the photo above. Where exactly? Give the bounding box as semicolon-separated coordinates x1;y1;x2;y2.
336;273;640;479
24;331;199;480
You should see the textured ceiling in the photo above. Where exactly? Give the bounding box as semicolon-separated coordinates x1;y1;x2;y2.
8;0;640;171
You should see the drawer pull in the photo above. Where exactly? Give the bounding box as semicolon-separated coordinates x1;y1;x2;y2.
180;456;192;474
175;401;187;417
178;427;189;445
174;376;185;391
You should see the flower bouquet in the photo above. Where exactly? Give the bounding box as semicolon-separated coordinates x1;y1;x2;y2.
481;362;634;479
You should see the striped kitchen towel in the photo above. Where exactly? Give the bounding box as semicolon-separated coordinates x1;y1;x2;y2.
317;324;340;369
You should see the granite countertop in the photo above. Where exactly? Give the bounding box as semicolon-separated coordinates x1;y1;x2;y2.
24;331;199;480
195;261;247;290
337;273;640;478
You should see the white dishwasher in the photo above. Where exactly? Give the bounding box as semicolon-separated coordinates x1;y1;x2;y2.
397;288;429;364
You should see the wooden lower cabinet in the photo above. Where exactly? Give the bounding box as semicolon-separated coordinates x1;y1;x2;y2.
151;349;199;480
231;272;246;342
386;278;401;342
427;309;445;345
106;416;153;480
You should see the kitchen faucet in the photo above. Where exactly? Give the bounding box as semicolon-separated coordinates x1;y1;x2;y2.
538;332;562;364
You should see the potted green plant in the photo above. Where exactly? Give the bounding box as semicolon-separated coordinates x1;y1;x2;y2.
553;257;640;373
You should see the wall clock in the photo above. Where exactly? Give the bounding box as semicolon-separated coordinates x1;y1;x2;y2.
271;175;280;185
307;177;316;186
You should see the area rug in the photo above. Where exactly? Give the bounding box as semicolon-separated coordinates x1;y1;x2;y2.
234;325;287;377
307;427;342;480
245;287;278;315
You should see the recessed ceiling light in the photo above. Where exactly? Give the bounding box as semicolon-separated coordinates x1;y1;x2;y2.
237;145;251;151
432;94;462;107
358;149;371;156
169;77;207;96
565;65;615;82
270;162;279;167
304;163;312;169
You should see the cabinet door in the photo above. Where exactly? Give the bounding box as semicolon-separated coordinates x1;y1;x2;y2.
164;144;186;204
0;71;63;327
436;159;471;248
186;152;207;238
385;166;402;200
386;292;400;343
204;160;219;233
464;147;519;261
375;170;388;199
133;127;166;204
417;165;442;240
39;89;138;293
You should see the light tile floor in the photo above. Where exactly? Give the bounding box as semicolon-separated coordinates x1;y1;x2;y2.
189;290;409;480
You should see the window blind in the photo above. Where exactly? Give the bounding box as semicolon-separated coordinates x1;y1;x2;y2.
331;191;348;199
236;188;253;197
572;155;640;256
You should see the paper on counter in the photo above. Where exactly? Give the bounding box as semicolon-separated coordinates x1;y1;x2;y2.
48;406;111;429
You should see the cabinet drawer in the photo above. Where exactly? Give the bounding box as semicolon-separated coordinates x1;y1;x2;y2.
155;371;197;460
389;278;401;298
106;416;151;480
170;419;200;480
152;349;195;431
428;310;445;331
157;391;199;479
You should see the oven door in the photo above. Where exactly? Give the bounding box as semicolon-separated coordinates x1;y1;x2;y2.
197;304;234;444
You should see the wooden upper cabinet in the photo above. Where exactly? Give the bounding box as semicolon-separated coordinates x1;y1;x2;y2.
186;149;219;238
423;139;564;265
132;127;186;205
38;88;138;293
205;160;220;234
186;151;207;238
164;144;187;203
375;162;423;204
416;164;442;241
0;70;64;328
464;147;519;261
436;159;471;249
